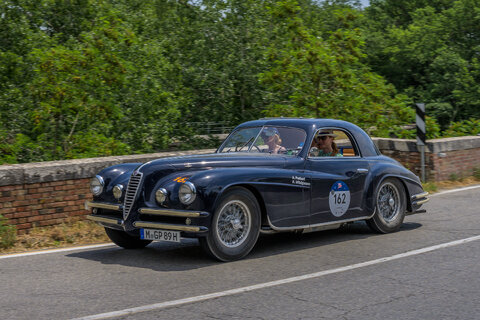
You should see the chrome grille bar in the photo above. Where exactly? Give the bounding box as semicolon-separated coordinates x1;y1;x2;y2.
123;171;143;220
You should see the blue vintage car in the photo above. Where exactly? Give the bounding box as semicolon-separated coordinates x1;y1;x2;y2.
86;118;429;261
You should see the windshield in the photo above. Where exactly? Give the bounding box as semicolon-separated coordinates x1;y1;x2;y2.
218;126;307;155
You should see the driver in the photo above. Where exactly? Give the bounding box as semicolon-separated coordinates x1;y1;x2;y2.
260;127;286;154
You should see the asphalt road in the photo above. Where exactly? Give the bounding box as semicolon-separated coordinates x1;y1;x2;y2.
1;186;480;320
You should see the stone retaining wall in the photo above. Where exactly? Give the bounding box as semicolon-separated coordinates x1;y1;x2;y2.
1;136;480;234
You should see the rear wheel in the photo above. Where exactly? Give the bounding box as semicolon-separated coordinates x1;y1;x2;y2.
104;227;152;249
367;178;406;233
200;187;261;261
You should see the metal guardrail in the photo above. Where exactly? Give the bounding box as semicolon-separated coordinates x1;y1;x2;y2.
185;122;234;134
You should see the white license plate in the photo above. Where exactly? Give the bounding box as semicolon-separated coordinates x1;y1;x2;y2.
140;228;181;243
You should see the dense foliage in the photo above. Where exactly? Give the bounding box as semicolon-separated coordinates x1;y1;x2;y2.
1;0;479;164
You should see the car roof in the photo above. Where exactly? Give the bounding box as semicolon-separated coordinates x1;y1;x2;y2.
235;118;379;157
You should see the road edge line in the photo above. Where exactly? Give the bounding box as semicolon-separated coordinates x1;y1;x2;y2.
0;243;115;259
430;184;480;197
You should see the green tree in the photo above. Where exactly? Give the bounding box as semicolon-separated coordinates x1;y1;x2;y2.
28;15;132;160
364;0;480;128
260;0;412;136
171;0;271;126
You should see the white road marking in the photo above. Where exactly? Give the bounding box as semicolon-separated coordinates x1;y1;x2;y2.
0;244;115;259
430;184;480;197
71;234;480;320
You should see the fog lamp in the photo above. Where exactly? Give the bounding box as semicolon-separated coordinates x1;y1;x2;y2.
113;184;124;200
156;188;168;204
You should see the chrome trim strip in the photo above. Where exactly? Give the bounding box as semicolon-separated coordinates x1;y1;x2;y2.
267;212;375;231
87;215;123;226
133;221;207;232
138;208;209;218
123;172;143;220
85;201;122;211
356;168;369;174
411;191;429;200
413;198;430;206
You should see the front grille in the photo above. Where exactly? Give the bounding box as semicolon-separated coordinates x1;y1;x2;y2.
123;171;143;220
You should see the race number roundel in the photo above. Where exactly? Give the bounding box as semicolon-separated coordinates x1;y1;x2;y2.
329;181;350;217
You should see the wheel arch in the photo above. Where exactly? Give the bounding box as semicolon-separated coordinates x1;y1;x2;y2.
213;183;267;226
371;174;412;212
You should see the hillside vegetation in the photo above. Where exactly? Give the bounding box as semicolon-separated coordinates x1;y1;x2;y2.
1;0;480;164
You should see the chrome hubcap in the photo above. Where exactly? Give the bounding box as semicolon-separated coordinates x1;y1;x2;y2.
231;218;242;230
378;183;400;223
216;200;251;248
389;198;395;207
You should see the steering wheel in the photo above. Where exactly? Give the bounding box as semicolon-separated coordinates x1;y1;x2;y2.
236;145;262;153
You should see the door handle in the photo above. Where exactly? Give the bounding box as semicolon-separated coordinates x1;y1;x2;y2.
356;168;369;174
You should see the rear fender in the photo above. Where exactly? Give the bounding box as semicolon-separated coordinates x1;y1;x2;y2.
366;166;422;214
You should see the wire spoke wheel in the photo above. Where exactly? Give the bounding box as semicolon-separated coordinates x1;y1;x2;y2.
216;200;251;248
367;178;406;234
200;187;260;261
377;182;400;223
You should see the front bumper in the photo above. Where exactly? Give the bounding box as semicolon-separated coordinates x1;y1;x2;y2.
85;201;209;233
407;191;429;215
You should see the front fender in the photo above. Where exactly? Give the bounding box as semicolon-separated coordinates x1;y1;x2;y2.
95;163;142;203
189;167;310;228
188;168;272;212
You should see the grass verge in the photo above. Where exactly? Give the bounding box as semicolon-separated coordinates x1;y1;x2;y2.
0;218;109;254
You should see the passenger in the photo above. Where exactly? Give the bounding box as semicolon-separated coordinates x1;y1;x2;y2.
310;130;343;157
261;127;286;154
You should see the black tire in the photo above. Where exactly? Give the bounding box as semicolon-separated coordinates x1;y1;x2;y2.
366;178;406;233
200;187;261;261
104;227;152;249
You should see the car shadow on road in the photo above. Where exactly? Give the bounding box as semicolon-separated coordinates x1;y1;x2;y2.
250;221;422;259
67;238;216;271
67;221;422;272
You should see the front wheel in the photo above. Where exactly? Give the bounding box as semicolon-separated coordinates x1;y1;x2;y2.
366;178;406;233
105;227;152;249
200;187;261;261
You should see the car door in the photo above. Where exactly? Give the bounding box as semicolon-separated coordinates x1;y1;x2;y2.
257;128;310;229
305;128;370;226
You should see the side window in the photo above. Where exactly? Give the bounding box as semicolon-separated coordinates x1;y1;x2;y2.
308;129;358;158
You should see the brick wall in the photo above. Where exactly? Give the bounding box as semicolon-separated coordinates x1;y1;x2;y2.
0;179;89;234
1;136;480;234
374;136;480;182
0;150;215;234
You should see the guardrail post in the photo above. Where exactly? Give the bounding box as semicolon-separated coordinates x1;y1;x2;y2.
416;103;426;182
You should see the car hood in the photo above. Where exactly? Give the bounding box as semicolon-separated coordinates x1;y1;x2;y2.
138;152;287;174
130;153;288;205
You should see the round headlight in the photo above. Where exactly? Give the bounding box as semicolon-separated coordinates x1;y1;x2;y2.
179;181;196;205
155;188;168;204
90;175;104;196
113;184;124;200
